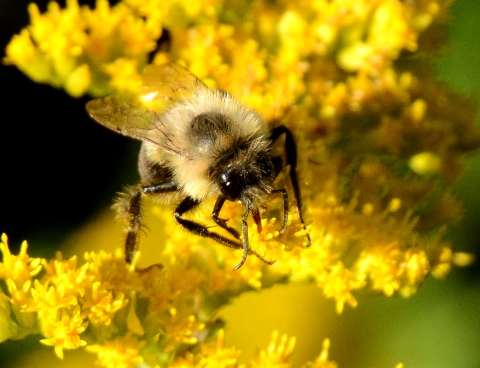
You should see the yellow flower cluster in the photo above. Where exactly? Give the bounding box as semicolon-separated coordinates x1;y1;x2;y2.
0;235;338;367
4;0;162;97
3;0;478;365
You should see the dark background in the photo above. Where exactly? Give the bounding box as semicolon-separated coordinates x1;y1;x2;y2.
0;0;137;258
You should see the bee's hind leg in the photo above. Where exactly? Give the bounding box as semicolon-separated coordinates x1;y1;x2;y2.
115;181;178;264
112;186;143;263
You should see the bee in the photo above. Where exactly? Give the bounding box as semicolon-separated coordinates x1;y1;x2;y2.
86;63;310;270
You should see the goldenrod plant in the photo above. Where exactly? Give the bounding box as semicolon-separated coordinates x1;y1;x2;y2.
1;0;478;366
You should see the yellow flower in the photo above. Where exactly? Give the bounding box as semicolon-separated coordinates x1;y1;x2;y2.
40;306;88;359
318;263;364;314
303;339;338;368
84;282;128;325
196;329;240;367
249;331;296;367
4;0;162;97
0;234;42;287
87;332;145;368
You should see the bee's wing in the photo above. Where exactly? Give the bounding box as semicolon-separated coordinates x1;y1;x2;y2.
87;63;209;156
139;63;209;111
86;97;182;155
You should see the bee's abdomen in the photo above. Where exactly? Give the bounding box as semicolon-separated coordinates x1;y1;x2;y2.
138;143;174;186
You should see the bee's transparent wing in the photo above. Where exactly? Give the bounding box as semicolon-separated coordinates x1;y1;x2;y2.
139;63;209;111
87;63;210;155
86;97;181;155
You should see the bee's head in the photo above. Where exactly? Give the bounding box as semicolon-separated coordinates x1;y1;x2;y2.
213;142;275;206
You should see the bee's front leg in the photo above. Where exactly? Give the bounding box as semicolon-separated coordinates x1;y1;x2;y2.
212;195;241;239
174;196;275;270
174;196;243;250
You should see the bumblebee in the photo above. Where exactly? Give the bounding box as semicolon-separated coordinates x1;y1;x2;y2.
86;63;310;270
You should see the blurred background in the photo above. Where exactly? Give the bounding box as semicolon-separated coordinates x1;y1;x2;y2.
0;0;479;367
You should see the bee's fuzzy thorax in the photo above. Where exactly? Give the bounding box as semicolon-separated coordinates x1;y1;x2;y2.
144;87;270;201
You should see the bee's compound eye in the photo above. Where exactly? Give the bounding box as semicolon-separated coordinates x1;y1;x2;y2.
219;170;243;201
